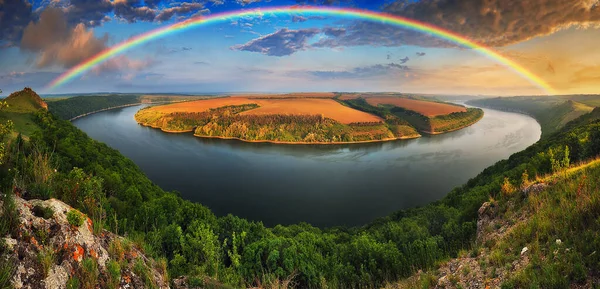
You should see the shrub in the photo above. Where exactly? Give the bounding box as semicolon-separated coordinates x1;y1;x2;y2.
0;192;19;238
108;239;125;261
133;258;156;289
106;260;121;289
0;261;14;289
67;210;84;227
65;276;80;289
32;205;54;219
37;247;56;277
80;258;98;289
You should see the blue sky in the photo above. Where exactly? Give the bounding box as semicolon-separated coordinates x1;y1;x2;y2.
1;0;600;96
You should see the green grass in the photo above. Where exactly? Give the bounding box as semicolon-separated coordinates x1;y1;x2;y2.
67;210;85;227
497;161;600;287
0;112;39;138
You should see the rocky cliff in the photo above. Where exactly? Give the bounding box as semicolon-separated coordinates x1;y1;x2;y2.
1;194;169;289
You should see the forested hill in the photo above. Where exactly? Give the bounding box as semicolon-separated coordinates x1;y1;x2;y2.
46;94;142;120
1;88;600;288
467;96;595;136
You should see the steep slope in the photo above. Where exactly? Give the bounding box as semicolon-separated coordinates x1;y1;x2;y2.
394;158;600;288
4;87;48;113
0;88;48;138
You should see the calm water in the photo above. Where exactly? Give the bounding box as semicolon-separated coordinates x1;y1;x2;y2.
73;104;541;227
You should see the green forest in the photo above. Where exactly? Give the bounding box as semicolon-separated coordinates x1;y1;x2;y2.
46;94;142;120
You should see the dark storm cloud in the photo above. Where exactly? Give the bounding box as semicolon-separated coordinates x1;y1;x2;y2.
231;28;320;56
315;0;600;49
64;0;113;26
296;63;409;80
0;0;34;46
114;0;156;23
384;0;600;46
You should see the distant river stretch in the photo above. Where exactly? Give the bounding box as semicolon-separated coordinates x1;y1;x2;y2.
74;104;541;227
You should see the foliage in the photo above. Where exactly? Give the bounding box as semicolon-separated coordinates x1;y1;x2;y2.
37;246;56;277
106;260;121;289
3;93;600;288
65;277;80;289
0;259;14;289
80;258;99;289
47;94;141;120
67;210;84;227
0;191;19;238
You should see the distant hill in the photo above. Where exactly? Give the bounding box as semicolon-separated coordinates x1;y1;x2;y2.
4;87;48;113
467;96;595;136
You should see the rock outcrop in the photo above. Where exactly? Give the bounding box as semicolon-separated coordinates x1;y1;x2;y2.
1;195;169;289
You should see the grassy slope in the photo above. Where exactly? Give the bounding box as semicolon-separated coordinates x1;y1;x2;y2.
467;96;595;136
0;88;47;138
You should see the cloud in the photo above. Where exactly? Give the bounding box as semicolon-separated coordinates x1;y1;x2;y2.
194;61;210;65
20;8;108;68
389;0;600;47
292;15;307;23
0;0;34;46
235;0;266;5
113;0;156;23
293;63;409;80
231;28;320;56
63;0;113;26
399;57;409;64
416;52;426;57
155;2;207;22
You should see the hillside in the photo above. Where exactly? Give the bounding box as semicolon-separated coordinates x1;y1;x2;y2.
467;96;595;136
0;87;48;138
1;88;600;288
4;87;48;113
395;158;600;288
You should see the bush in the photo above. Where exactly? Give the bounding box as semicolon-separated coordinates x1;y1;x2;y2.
67;210;84;227
0;261;14;289
80;258;98;289
37;247;55;277
0;192;19;238
32;205;54;219
65;276;80;289
106;260;121;289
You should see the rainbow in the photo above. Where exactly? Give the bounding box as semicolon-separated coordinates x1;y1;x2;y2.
47;6;556;94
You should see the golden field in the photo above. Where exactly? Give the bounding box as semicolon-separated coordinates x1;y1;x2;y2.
365;97;466;117
143;96;382;124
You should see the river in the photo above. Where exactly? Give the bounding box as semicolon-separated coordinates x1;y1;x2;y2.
73;104;541;227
